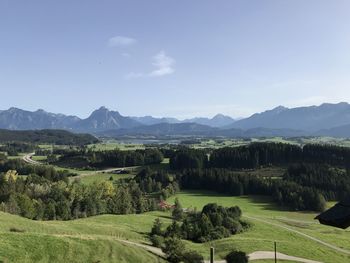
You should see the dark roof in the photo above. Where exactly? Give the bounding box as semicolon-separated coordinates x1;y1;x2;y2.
315;199;350;229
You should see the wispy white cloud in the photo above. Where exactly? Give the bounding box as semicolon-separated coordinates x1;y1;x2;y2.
108;36;136;47
149;51;175;77
126;50;175;79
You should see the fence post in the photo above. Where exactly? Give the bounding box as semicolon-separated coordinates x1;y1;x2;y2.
210;247;214;263
274;241;277;263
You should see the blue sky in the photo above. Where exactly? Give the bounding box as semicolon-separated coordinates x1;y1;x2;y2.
1;0;350;119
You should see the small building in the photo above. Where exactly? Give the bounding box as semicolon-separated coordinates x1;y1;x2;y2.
159;201;175;209
315;198;350;229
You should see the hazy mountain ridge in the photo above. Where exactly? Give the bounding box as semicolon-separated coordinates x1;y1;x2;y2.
99;123;308;138
1;103;350;137
230;102;350;131
314;124;350;138
100;122;218;137
183;114;235;127
0;107;80;130
131;113;235;127
131;116;181;126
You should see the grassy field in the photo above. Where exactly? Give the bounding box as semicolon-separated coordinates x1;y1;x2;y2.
87;141;145;151
75;172;135;185
167;190;350;262
1;190;350;262
4;138;350;262
72;158;170;185
187;137;350;149
0;211;166;263
32;155;48;162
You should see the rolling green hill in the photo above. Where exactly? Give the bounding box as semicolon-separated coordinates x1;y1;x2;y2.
1;191;350;262
0;211;165;263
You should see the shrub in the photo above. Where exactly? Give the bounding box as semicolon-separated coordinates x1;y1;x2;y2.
182;250;204;263
9;227;25;233
150;234;164;248
225;250;248;263
162;237;185;263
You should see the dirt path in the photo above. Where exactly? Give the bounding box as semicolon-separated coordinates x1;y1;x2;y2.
249;251;322;263
22;153;41;165
245;215;350;255
118;239;165;258
203;250;323;263
52;234;165;257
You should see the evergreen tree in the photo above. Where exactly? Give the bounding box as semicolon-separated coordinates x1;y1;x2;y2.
172;198;184;220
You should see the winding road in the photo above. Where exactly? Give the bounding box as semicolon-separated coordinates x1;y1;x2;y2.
22;152;139;178
22;153;41;165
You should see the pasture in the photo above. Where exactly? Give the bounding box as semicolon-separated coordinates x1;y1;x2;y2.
0;211;165;263
167;190;350;262
1;190;350;262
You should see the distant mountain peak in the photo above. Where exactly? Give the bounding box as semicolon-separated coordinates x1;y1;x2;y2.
270;105;288;112
76;106;139;132
96;106;109;111
8;107;21;112
212;113;227;119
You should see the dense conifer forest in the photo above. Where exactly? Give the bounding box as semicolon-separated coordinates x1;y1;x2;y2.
0;129;98;145
169;143;350;211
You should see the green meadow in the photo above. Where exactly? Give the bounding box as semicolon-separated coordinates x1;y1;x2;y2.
167;191;350;262
1;190;349;262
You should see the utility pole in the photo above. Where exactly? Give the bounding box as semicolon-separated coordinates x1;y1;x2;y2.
274;241;277;263
210;247;214;263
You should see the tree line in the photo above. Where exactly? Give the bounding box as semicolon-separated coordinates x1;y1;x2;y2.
170;143;350;170
0;173;157;220
177;169;326;211
0;129;98;145
0;158;76;181
0;142;37;156
284;163;350;200
0;157;177;220
53;148;164;169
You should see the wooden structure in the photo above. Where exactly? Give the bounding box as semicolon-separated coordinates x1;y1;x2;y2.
315;198;350;229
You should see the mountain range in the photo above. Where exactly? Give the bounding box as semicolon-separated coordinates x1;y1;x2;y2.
2;103;350;138
229;102;350;131
130;113;235;127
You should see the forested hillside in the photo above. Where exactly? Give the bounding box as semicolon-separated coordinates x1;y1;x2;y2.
170;143;350;211
0;129;99;145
